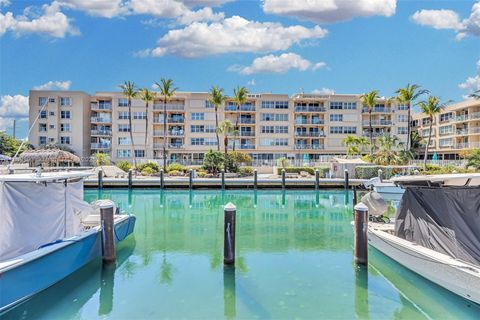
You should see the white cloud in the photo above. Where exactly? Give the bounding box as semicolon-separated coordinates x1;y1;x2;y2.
262;0;396;24
58;0;128;18
33;80;72;91
0;0;10;8
0;2;79;38
459;59;480;99
182;0;232;7
312;87;335;95
247;79;256;86
140;16;327;58
229;53;326;75
130;0;187;18
411;1;480;39
176;7;224;24
0;94;29;131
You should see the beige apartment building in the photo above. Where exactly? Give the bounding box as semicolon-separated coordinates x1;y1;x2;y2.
29;90;411;165
412;99;480;160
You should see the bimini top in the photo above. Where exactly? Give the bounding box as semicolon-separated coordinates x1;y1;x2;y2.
391;173;480;187
0;171;92;183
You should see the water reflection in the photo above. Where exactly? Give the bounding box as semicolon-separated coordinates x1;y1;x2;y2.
98;264;115;316
354;264;369;319
223;266;236;319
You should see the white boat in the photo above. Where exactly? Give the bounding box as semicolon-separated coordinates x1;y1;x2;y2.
0;170;136;313
363;177;404;201
365;173;480;305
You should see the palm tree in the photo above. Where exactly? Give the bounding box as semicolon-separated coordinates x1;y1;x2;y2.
342;135;369;157
155;78;177;172
209;86;226;151
396;84;429;151
139;88;155;147
360;90;380;155
232;86;248;151
418;96;447;171
469;89;480;100
119;81;138;169
216;120;236;156
371;135;405;165
465;149;480;170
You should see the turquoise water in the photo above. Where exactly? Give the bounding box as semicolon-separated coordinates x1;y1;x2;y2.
3;189;480;319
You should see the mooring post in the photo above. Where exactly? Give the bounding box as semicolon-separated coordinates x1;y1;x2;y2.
354;203;369;265
98;169;103;190
221;169;225;190
128;169;133;190
353;185;358;207
315;169;319;191
281;169;286;190
99;200;116;263
344;169;349;191
378;169;383;183
189;169;193;190
224;202;236;265
253;169;258;190
160;169;164;190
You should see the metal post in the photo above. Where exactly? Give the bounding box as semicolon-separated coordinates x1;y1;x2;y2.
344;169;349;191
354;203;368;265
281;169;286;190
99;200;116;263
98;169;103;190
224;203;236;265
378;169;383;183
315;169;319;191
253;169;258;190
221;169;225;190
160;169;164;190
128;169;133;190
189;169;193;190
353;185;358;207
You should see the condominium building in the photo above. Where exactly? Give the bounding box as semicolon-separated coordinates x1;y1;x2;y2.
412;99;480;159
29;90;411;165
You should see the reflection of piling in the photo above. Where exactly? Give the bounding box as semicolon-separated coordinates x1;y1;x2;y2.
315;190;319;207
223;266;236;319
160;169;164;190
354;264;369;319
254;169;258;190
282;190;286;208
224;203;236;265
128;169;133;190
98;169;103;189
99;263;116;316
128;189;133;207
221;169;225;190
281;169;286;190
99;200;116;263
315;169;319;191
354;203;369;265
344;169;349;191
189;169;193;190
254;190;258;207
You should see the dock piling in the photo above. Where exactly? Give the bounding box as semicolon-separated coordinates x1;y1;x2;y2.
128;169;133;190
224;203;236;265
160;169;164;190
353;185;358;207
315;169;319;191
254;169;258;190
281;169;286;190
378;169;383;182
98;169;103;190
221;169;225;190
353;203;369;265
189;169;193;190
344;169;349;191
99;200;116;264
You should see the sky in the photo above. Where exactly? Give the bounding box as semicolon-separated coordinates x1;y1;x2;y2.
0;0;479;138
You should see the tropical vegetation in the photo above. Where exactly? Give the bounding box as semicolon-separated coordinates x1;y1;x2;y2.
119;81;138;170
208;86;227;151
139;88;155;147
0;132;29;157
155;78;177;171
342;135;370;156
360;90;380;154
216;120;236;156
466;149;480;170
93;152;110;166
232;86;248;151
367;135;407;165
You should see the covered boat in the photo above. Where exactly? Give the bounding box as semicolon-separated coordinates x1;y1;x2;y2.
366;173;480;305
0;171;136;313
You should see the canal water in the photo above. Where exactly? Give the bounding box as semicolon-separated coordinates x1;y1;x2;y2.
3;189;479;319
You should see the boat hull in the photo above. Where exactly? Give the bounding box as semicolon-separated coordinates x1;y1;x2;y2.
0;215;136;313
369;228;480;305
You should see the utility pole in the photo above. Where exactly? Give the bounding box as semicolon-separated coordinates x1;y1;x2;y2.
13;120;16;139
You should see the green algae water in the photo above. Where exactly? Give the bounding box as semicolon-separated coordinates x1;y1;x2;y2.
3;189;480;319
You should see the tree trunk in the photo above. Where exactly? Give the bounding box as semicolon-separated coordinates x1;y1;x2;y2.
424;118;433;172
163;98;167;172
369;110;373;155
128;99;137;171
233;104;240;151
406;102;411;152
224;136;228;156
215;106;220;151
145;102;148;147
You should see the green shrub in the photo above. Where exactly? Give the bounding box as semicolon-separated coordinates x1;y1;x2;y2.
239;166;254;176
228;151;252;165
137;161;159;173
141;167;156;176
116;160;132;172
355;165;423;179
275;166;329;177
168;170;181;176
202;150;225;174
277;157;288;168
167;163;186;173
92;153;110;166
224;154;239;173
197;171;207;178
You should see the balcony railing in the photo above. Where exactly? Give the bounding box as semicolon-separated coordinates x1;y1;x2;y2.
455;142;480;149
169;144;185;149
362;132;386;137
295;119;325;125
240;131;255;137
362;120;392;126
91;129;112;136
153;117;165;124
91;143;111;149
294;144;325;150
167;118;185;123
153;103;185;110
295;132;325;137
294;106;326;112
240;144;256;149
153;143;163;149
240;118;255;124
362;107;392;113
91;103;112;111
168;130;184;136
91;117;112;123
225;105;256;112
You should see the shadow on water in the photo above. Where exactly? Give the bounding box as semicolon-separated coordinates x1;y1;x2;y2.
354;264;369;319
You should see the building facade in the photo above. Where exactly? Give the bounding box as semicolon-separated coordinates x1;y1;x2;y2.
29;90;413;165
412;99;480;159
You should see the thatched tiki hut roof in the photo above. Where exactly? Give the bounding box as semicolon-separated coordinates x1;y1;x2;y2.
19;148;80;166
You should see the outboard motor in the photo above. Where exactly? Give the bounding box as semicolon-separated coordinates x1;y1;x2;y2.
361;191;390;223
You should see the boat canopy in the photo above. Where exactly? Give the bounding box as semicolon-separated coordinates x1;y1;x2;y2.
0;172;93;261
394;186;480;265
391;173;480;188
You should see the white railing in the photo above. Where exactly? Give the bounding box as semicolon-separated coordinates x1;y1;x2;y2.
410;159;466;167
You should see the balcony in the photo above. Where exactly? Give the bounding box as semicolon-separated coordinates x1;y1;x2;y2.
294;144;325;150
455;114;469;122
91;103;112;111
91;117;112;123
169;144;185;149
362;120;392;126
240;144;255;150
167;117;185;123
240;118;255;124
240;131;255;137
91;143;111;149
295;131;325;137
153;143;164;149
91;129;112;136
225;105;256;112
295;119;325;125
455;142;480;149
168;130;184;136
362;107;392;113
153;103;185;111
362;132;387;137
469;127;480;134
153;117;165;124
294;106;326;112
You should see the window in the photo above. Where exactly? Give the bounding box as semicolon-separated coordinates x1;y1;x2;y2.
397;115;408;122
330;126;343;134
133;112;146;120
191;125;204;133
118;111;130;120
118;98;128;107
275;126;288;134
205;125;216;133
330;102;343;109
191;112;204;120
118;137;131;145
49;111;55;116
191;138;204;145
61;111;71;119
60;136;71;145
440;112;453;122
117;150;131;158
39;110;47;119
260;138;288;146
439;138;453;147
39;136;47;145
118;124;130;132
39;123;47;132
48;138;55;143
205;100;214;108
49;124;55;129
261;101;289;109
60;97;71;106
39;97;47;106
330;114;343;122
422;118;432;126
397;127;408;134
134;150;145;158
205;138;218;145
261;113;288;121
439;125;453;135
397;104;407;110
330;126;357;134
343;102;357;110
49;98;55;103
261;126;274;134
60;123;70;132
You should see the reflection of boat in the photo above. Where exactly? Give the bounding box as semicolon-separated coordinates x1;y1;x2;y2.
364;177;404;200
0;171;136;313
366;174;480;305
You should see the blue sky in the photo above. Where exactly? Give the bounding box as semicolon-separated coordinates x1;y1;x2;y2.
0;0;479;137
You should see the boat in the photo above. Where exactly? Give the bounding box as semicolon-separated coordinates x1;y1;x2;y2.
365;173;480;305
0;170;136;313
363;177;404;201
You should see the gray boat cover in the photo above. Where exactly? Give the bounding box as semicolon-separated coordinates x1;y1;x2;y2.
394;187;480;265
